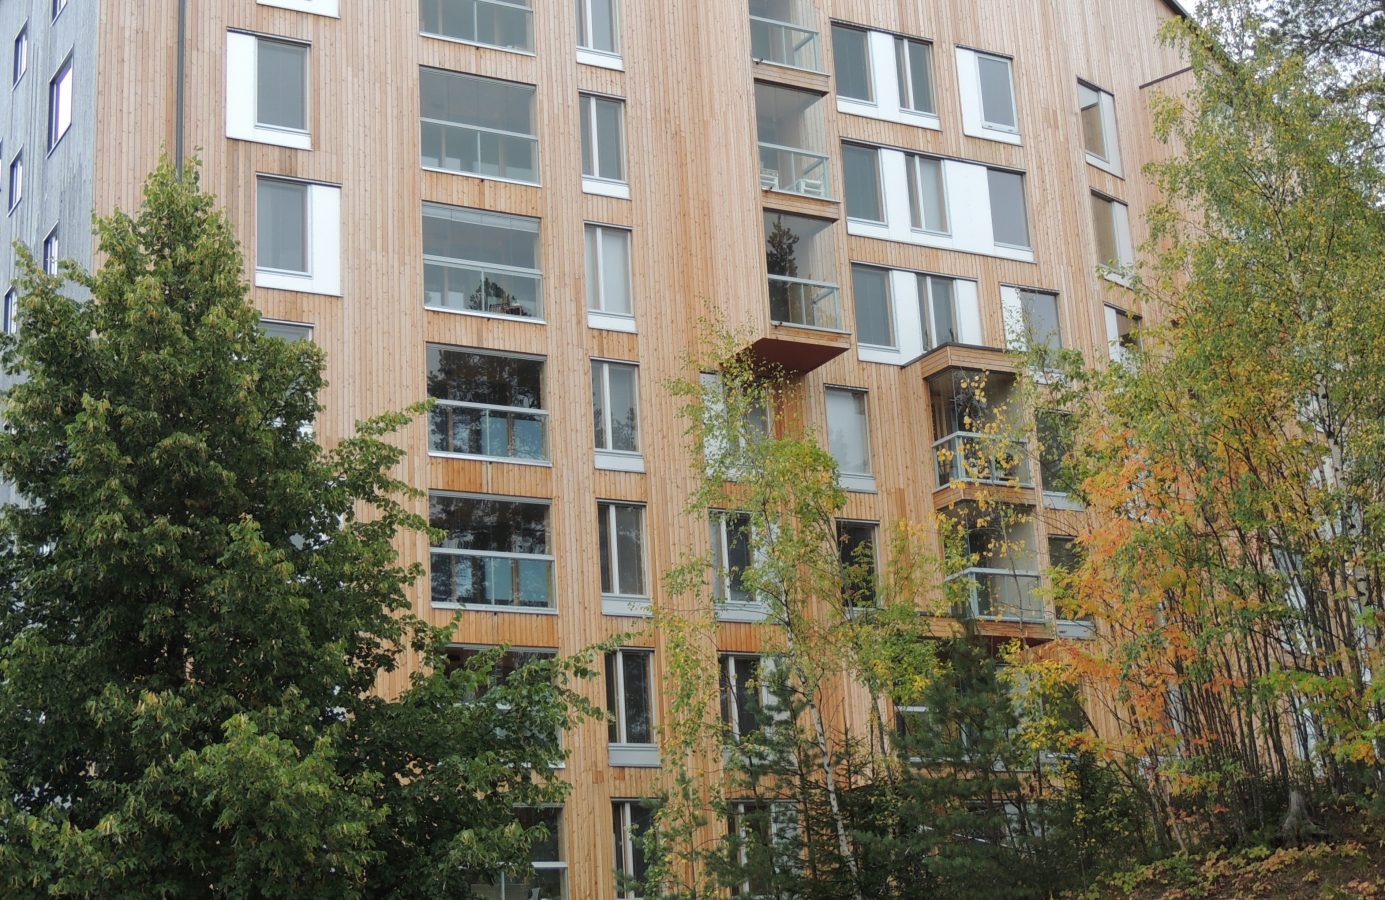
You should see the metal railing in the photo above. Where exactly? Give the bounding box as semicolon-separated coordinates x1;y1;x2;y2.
933;431;1032;487
768;275;842;331
749;15;821;70
420;118;538;184
424;257;542;318
431;550;554;608
420;0;534;51
758;142;829;198
429;402;548;461
952;568;1046;622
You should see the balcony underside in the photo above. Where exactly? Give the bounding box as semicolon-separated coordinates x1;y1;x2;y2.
748;330;850;373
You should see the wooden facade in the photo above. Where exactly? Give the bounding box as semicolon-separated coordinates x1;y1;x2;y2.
81;0;1189;894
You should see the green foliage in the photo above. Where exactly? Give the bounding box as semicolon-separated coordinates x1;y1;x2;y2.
0;159;593;897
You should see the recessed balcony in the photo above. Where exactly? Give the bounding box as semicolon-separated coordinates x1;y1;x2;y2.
756;83;830;199
753;210;849;372
748;0;821;71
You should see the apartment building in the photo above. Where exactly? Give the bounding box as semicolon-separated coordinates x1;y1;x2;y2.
0;0;1188;895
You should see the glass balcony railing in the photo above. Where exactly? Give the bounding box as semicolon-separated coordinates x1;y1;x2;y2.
420;0;534;52
758;142;830;198
749;15;821;70
420;118;539;184
933;431;1032;488
424;258;542;318
431;551;555;609
768;275;842;330
429;402;548;461
952;568;1046;622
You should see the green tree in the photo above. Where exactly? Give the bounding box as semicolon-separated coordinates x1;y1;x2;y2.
0;159;595;897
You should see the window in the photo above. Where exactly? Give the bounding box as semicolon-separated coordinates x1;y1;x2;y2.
3;289;16;335
8;154;21;212
841;143;882;223
699;372;773;474
42;228;58;276
420;67;538;184
225;33;311;149
729;802;800;897
580;93;627;190
920;274;966;348
764;211;842;330
577;0;620;58
592;360;641;462
429;492;554;610
585;224;633;322
1105;305;1141;363
756;82;829;198
613;800;654;899
719;654;776;741
51;0;67;20
255;176;342;295
831;24;872;102
606;649;658;765
851;264;893;349
1047;535;1090;623
470;807;567;899
976;52;1017;132
423;203;542;318
1091;192;1133;272
825;387;872;487
446;645;557;693
426;345;548;462
257;178;307;274
749;0;821;70
1001;287;1062;351
710;511;756;608
48;57;73;149
905;153;948;234
894;36;935;114
13;25;27;85
1037;410;1078;497
837;521;878;608
258;319;312;342
599;501;648;610
1079;81;1120;171
987;169;1030;250
420;0;534;53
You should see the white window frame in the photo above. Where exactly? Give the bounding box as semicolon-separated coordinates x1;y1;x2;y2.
254;175;342;297
824;386;875;492
475;806;568;896
599;500;650;617
894;35;936;115
986;167;1031;251
905;152;949;235
256;0;340;16
837;519;880;610
841;141;885;225
3;288;16;335
13;24;27;86
729;801;801;895
48;56;73;151
955;47;1022;145
592;358;644;472
719;653;782;741
854;268;983;366
42;227;58;276
1105;304;1141;365
425;344;550;464
1079;80;1122;175
1000;284;1063;353
585;223;635;331
711;510;769;622
851;263;895;350
835;27;941;131
607;648;659;767
8;153;22;213
831;23;874;104
429;491;556;613
225;31;312;151
580;92;629;198
576;0;622;68
1091;191;1134;283
51;0;67;21
613;800;652;899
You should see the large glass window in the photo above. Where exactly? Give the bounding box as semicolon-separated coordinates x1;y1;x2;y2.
470;808;567;899
976;52;1017;132
749;0;821;70
906;153;948;234
895;36;935;114
420;0;534;52
592;360;641;454
851;264;893;348
581;93;627;183
48;57;73;149
256;38;308;132
765;211;841;330
599;501;647;599
613;800;654;899
837;521;878;608
987;169;1030;249
423;203;542;318
606;649;654;745
756;82;829;198
585;224;633;317
420;67;538;184
825;387;871;477
1079;81;1117;163
831;24;872;101
1091;192;1132;269
841;143;882;223
710;511;754;606
577;0;620;56
430;493;554;609
427;345;547;461
719;654;768;741
1007;288;1062;351
258;178;308;274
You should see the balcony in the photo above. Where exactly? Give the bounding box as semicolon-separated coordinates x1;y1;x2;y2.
759;143;828;197
756;82;830;199
768;275;841;330
424;259;542;318
933;431;1032;489
431;550;554;609
753;210;848;372
952;568;1046;622
749;0;821;71
420;119;538;184
429;402;548;461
